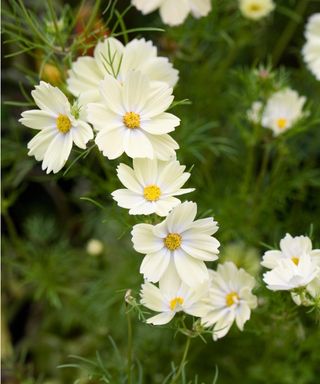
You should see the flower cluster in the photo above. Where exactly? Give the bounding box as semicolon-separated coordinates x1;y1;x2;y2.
261;234;320;306
19;32;259;341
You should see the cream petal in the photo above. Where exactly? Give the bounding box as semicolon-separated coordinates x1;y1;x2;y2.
235;303;251;331
123;129;154;159
159;258;181;295
141;113;180;135
146;311;175;325
87;103;123;131
99;75;125;115
132;0;163;14
142;83;174;119
166;201;197;233
140;248;171;283
20;110;56;130
261;250;283;269
183;218;218;236
190;0;211;17
67;57;102;96
147;133;179;161
95;127;125;159
174;249;209;287
140;282;165;312
159;0;190;26
132;223;164;253
117;163;143;193
122;71;150;113
132;158;158;185
111;189;144;209
153;197;180;217
71;121;93;149
27;127;58;161
32;81;70;115
141;57;179;88
212;311;234;340
42;132;73;173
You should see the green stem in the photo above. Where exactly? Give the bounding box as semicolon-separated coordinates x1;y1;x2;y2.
170;337;191;384
126;310;133;384
47;0;64;50
272;0;309;65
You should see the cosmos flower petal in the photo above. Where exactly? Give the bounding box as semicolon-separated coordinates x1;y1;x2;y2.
140;282;165;312
71;121;94;149
123;129;154;159
42;132;73;174
95;127;125;159
140;248;171;282
159;0;190;26
141;112;180;135
99;74;125;115
32;81;70;115
27;127;59;161
174;249;209;287
19;110;56;130
146;312;175;325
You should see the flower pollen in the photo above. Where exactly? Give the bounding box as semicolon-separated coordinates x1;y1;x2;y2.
250;3;262;12
291;257;299;266
56;114;72;134
143;185;161;201
164;233;182;250
226;292;239;307
123;112;140;129
276;117;287;129
169;296;184;311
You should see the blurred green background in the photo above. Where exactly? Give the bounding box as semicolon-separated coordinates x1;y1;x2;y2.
2;0;320;383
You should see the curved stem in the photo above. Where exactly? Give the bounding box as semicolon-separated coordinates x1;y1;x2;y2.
126;310;133;384
170;337;191;384
272;0;309;65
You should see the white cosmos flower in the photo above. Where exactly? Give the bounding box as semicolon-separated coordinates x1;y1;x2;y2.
261;233;320;270
19;81;93;174
201;262;257;341
261;88;306;136
239;0;275;20
302;13;320;81
87;70;180;160
141;266;209;325
263;254;319;291
67;37;179;103
112;158;194;216
132;0;211;26
131;201;220;287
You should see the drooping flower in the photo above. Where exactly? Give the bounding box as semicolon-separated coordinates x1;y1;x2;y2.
261;233;320;270
132;0;211;26
201;262;257;340
302;13;320;81
131;201;220;287
67;37;179;103
263;254;319;291
112;158;194;216
239;0;275;20
87;70;180;160
261;88;306;136
19;81;93;174
141;265;209;325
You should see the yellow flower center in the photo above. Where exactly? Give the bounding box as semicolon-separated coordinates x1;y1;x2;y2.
56;114;72;134
143;185;161;202
291;257;299;266
123;112;140;129
249;3;262;12
276;118;287;129
226;292;239;307
164;233;182;251
169;296;184;311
